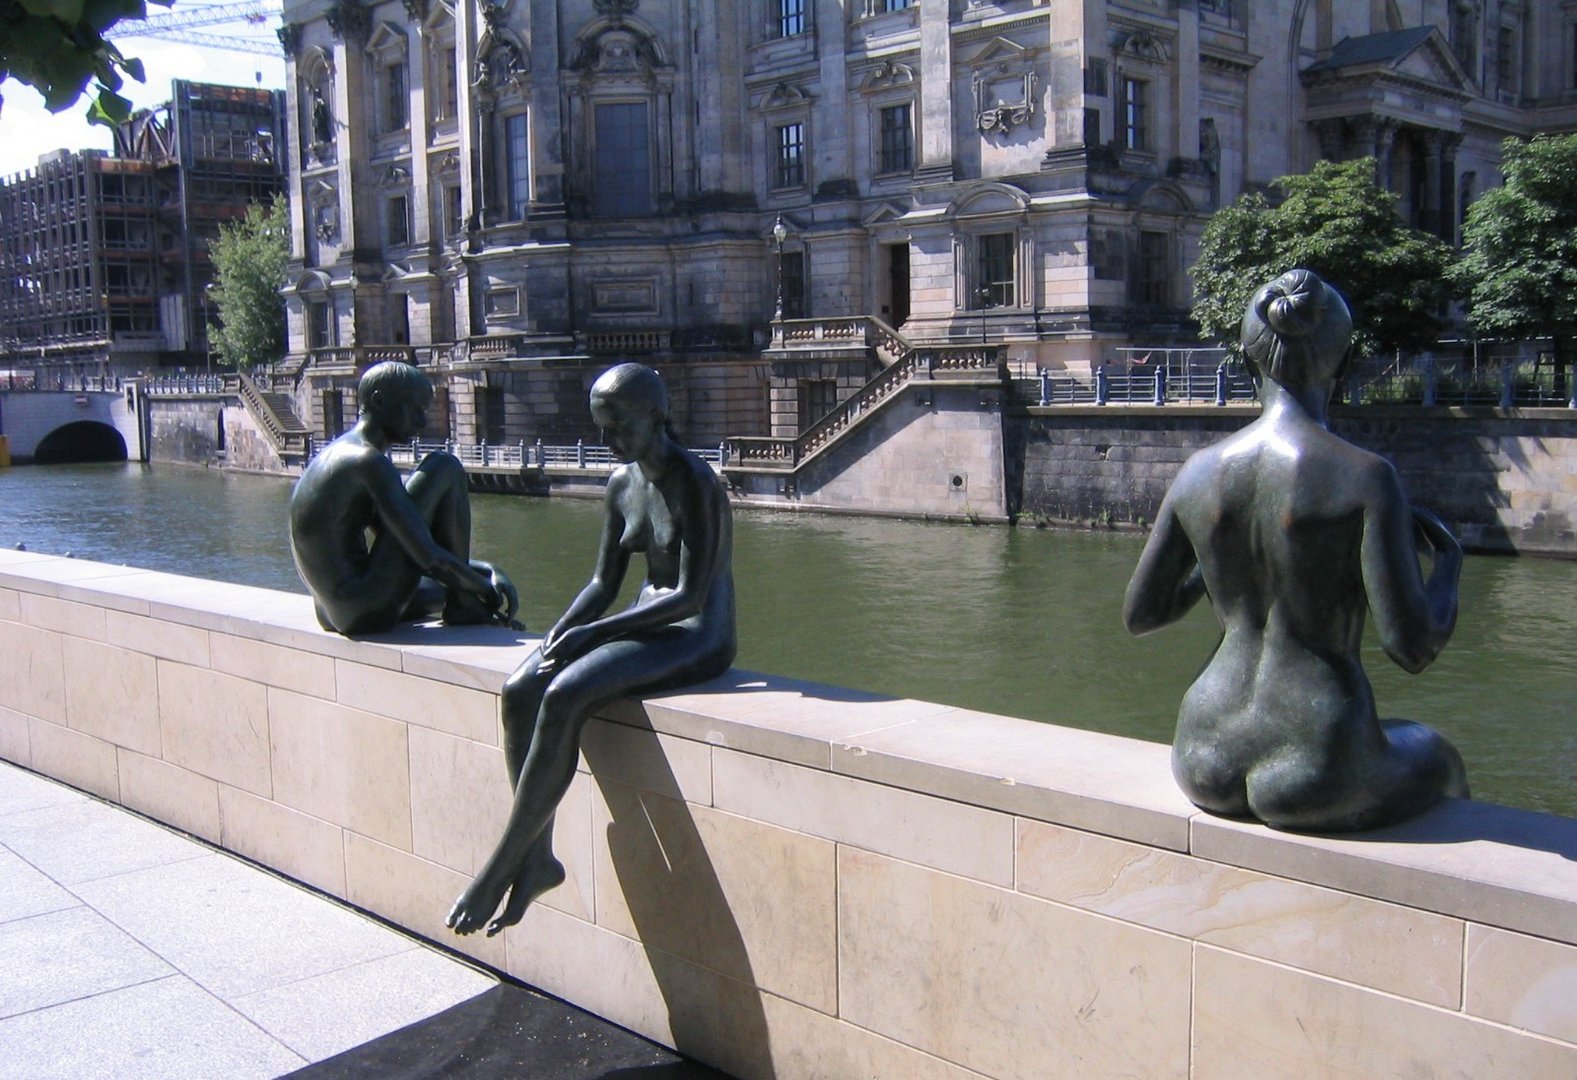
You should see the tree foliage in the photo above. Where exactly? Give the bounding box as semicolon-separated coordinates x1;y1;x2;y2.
0;0;165;125
209;195;288;371
1191;158;1454;359
1452;134;1577;370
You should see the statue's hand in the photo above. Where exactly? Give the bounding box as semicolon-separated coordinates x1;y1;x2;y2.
1410;508;1461;561
471;561;523;630
541;624;596;664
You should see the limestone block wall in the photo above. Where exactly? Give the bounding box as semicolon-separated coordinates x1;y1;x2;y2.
1013;406;1577;555
148;399;226;465
0;549;1573;1080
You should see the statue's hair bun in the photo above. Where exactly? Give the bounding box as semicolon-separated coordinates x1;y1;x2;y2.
1258;268;1324;339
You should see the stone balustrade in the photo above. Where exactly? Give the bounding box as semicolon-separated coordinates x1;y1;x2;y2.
0;548;1572;1079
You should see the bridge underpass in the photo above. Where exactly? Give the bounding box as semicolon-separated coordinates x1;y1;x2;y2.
0;389;146;464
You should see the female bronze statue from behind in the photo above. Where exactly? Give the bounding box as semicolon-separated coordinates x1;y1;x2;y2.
448;363;736;936
1124;269;1468;832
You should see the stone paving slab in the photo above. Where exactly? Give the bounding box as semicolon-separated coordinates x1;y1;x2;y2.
0;760;733;1078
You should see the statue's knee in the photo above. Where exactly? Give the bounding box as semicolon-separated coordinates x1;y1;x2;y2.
417;450;465;484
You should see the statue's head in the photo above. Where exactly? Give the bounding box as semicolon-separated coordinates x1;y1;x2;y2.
1240;269;1353;391
590;363;668;418
359;361;432;419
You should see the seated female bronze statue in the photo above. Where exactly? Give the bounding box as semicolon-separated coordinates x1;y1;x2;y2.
448;363;736;936
1124;269;1468;832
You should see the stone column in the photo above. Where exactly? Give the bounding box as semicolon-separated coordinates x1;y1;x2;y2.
528;0;565;214
916;0;954;182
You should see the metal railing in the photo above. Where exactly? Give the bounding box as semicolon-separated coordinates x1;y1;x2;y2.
1349;358;1576;409
383;439;726;472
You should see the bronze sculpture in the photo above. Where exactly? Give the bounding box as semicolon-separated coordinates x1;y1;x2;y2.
448;363;737;936
288;360;518;635
1124;270;1468;831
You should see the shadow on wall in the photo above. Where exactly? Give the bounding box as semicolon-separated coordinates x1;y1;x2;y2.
585;725;776;1080
31;420;128;464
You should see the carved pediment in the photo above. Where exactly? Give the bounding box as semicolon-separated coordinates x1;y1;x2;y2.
761;81;811;111
950;183;1031;218
861;58;915;92
1113;27;1170;64
861;202;909;228
366;21;407;57
971;37;1029;67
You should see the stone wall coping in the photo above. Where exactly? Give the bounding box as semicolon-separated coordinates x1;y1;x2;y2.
2;547;1572;948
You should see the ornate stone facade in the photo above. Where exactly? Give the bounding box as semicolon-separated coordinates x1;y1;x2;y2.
277;0;1577;441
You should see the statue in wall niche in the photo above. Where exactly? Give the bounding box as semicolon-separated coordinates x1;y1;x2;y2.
288;360;519;635
1123;269;1468;832
447;363;736;937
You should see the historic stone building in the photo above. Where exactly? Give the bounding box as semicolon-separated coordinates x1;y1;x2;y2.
274;0;1577;443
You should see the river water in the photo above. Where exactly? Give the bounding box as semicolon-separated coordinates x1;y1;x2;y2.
2;462;1573;818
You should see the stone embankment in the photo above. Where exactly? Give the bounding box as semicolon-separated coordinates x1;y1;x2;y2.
1;549;1573;1078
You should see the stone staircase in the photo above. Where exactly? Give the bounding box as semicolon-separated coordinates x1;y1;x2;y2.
236;372;312;460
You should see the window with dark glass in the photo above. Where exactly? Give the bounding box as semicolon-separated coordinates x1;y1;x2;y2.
775;122;805;188
1138;230;1170;305
1497;24;1519;94
444;186;463;237
879;103;913;173
308;300;330;349
777;0;805;37
869;0;912;12
322;389;345;438
384;61;407;131
1121;77;1147;152
781;250;805;318
386;194;409;246
594;102;651;217
977;233;1015;308
1451;6;1478;79
797;378;837;431
505;112;530;219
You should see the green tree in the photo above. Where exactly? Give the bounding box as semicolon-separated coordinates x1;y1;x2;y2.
1191;158;1454;360
1452;133;1577;398
0;0;166;125
209;194;288;371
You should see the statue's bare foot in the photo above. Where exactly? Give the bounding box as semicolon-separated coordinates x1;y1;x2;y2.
486;856;566;937
446;867;513;936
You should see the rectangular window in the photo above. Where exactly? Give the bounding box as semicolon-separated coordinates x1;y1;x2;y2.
776;0;805;37
780;250;805;318
1084;107;1102;147
322;390;345;438
444;186;463;237
485;287;520;316
879;103;913;174
797;378;837;431
594;102;652;217
1138;230;1170;305
308;300;330;349
978;233;1015;308
1084;59;1108;97
437;48;459;120
384;61;407;131
386;194;409;247
869;0;912;12
1121;78;1147;151
1497;25;1518;94
775;122;805;188
505;112;530;219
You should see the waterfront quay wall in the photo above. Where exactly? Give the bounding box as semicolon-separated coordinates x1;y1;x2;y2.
1;551;1573;1078
1011;406;1577;556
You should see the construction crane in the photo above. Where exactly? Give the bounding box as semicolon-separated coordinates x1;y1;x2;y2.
107;1;284;58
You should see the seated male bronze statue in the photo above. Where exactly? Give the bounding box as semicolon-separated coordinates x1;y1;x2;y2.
289;360;518;636
1124;269;1468;832
448;363;736;936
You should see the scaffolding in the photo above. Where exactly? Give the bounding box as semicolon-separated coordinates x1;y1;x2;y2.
0;81;286;377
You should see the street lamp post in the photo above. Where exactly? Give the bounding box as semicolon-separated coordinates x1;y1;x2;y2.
772;215;787;323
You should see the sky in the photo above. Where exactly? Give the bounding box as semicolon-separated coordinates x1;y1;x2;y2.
0;17;285;179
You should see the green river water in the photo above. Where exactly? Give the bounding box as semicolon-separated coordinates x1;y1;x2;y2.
2;462;1572;818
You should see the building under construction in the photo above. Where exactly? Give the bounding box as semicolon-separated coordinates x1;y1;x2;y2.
0;80;287;379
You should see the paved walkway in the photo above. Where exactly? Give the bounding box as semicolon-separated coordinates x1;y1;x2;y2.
0;761;725;1079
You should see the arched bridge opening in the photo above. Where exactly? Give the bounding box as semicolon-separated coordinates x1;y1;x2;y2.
32;421;129;464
